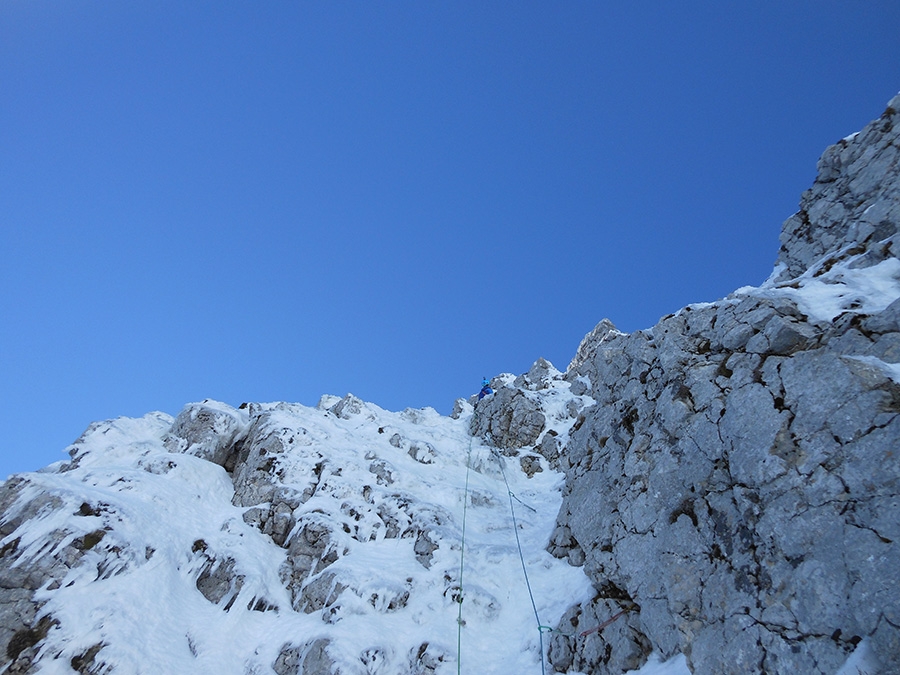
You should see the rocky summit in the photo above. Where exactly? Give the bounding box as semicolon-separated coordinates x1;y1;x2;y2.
2;94;900;675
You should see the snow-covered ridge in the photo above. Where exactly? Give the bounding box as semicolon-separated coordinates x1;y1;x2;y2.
748;237;900;323
0;377;594;674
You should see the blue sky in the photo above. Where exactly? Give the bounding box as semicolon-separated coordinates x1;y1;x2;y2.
2;2;899;479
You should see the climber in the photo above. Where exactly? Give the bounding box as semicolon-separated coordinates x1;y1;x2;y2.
478;378;494;401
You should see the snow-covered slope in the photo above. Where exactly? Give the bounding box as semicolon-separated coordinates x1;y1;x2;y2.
0;379;600;674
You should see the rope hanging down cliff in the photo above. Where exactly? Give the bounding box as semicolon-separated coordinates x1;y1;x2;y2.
457;380;549;675
491;444;550;675
456;378;494;674
455;406;475;675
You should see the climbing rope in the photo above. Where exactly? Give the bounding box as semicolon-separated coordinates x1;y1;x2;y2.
458;395;557;674
491;447;549;675
457;392;631;674
456;408;476;675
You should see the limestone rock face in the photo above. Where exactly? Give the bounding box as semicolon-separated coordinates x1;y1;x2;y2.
163;400;248;469
0;479;62;674
776;93;900;281
568;319;621;373
0;413;178;675
550;96;900;674
470;373;548;450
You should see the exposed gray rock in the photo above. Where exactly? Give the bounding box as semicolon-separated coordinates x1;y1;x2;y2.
552;95;900;674
0;478;88;673
295;571;346;614
69;642;108;675
329;394;364;419
275;638;338;675
243;493;301;547
514;356;559;390
548;600;648;675
519;453;544;478
281;519;342;611
413;529;438;568
408;441;436;464
165;398;463;634
554;291;900;673
274;643;304;675
408;642;447;675
163;401;248;468
470;379;546;450
230;407;306;507
0;589;40;660
776;93;900;281
568;319;620;372
195;554;244;610
536;430;562;468
450;398;469;419
3;614;57;675
368;459;395;485
301;639;337;675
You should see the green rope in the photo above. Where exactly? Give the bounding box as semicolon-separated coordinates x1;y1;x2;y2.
458;407;556;674
491;448;547;675
456;401;628;673
456;409;476;675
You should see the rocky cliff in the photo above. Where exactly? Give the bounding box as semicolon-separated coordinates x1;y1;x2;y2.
536;95;900;674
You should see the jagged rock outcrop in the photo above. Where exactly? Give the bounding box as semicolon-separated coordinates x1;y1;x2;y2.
549;95;900;674
568;319;622;373
0;479;61;674
467;366;592;486
0;412;179;675
167;397;457;617
470;386;547;451
776;94;900;281
163;400;248;469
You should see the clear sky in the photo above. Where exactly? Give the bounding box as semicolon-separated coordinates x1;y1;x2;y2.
2;2;899;479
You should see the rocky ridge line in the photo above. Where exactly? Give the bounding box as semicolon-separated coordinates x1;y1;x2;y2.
536;94;900;674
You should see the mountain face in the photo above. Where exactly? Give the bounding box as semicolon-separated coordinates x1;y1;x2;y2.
0;387;595;675
546;95;900;675
2;94;899;675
